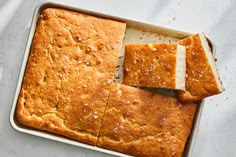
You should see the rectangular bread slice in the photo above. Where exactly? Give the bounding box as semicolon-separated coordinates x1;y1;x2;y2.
177;33;224;102
97;83;197;157
123;43;186;90
16;8;126;145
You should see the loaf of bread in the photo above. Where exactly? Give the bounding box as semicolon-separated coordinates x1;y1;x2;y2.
123;43;186;90
16;7;200;157
97;83;197;157
177;33;224;102
16;8;126;145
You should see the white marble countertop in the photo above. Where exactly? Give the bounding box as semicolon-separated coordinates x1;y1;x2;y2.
0;0;235;156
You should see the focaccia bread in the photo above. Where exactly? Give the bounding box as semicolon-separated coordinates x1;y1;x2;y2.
97;83;197;157
123;43;186;90
16;8;126;145
177;33;224;102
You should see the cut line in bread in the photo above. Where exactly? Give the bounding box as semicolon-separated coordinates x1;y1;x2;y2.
199;33;223;91
97;83;197;157
16;8;126;145
176;44;186;90
177;33;224;102
123;43;186;90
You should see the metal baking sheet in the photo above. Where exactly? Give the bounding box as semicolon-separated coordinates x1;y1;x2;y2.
10;1;216;157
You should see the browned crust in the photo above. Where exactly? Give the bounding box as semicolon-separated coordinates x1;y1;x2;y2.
16;8;126;145
123;43;178;89
97;83;197;157
177;34;222;102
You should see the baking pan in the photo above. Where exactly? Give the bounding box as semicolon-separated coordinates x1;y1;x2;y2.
10;1;215;157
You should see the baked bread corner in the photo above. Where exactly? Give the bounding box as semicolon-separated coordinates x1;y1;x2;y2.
123;43;186;90
97;83;198;157
177;33;224;102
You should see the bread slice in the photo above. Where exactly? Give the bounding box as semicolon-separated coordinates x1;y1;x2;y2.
123;43;186;90
16;8;126;145
97;83;197;157
177;33;224;102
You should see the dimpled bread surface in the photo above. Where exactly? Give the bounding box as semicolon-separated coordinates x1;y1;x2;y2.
16;8;126;145
177;34;223;102
123;43;178;89
97;83;197;157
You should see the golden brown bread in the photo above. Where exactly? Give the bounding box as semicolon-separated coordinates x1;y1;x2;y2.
97;83;198;157
16;8;126;145
16;7;199;156
177;33;224;102
123;43;186;90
